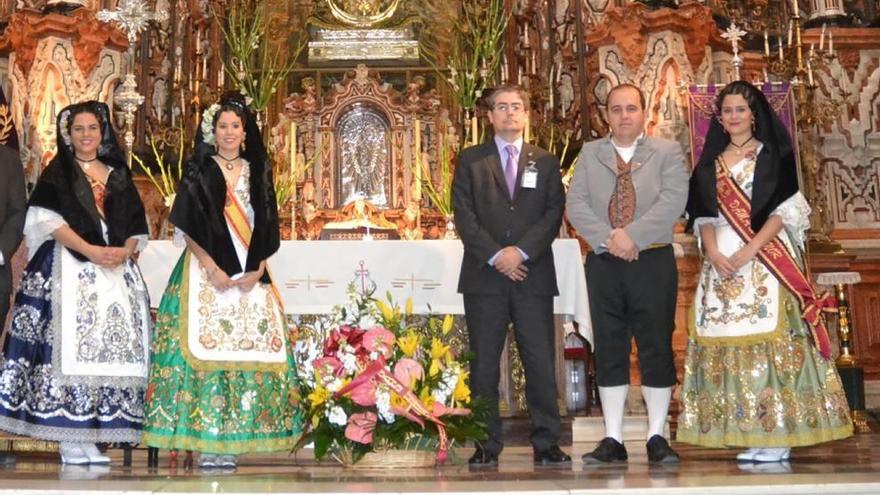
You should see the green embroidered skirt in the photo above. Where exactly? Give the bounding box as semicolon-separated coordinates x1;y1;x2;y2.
678;290;853;448
143;253;303;454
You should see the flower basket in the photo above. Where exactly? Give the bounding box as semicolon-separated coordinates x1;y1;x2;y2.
293;286;487;466
340;448;436;469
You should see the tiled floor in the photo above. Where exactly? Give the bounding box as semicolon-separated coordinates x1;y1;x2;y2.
1;434;879;494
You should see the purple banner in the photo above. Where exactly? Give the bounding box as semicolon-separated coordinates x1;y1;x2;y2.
687;83;798;170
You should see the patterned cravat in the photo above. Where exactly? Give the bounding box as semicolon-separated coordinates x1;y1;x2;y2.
504;144;518;200
608;150;636;228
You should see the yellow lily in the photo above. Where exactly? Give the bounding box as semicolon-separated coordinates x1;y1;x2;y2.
307;384;331;408
419;388;436;410
453;370;471;403
405;298;413;316
397;331;421;358
375;299;394;322
441;314;454;335
429;337;452;376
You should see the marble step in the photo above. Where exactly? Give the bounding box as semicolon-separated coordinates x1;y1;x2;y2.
572;415;670;443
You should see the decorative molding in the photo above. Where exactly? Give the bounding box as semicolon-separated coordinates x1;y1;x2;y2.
0;8;127;78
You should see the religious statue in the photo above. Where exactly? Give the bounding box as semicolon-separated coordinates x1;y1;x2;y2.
397;200;422;240
338;106;389;207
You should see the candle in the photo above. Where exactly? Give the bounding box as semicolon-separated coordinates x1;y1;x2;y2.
778;36;784;62
413;119;422;199
819;23;826;51
219;63;225;87
762;67;769;82
764;30;770;57
792;0;799;17
517;66;523;85
810;43;815;58
413;153;431;201
524;117;530;144
829;32;834;55
471;115;478;146
787;21;793;47
807;61;814;86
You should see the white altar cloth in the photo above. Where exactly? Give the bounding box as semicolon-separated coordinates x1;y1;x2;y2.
139;239;592;341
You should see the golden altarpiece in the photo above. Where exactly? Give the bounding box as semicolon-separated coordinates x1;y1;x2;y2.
1;0;880;454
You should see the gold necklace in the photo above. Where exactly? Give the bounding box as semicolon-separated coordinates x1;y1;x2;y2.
728;136;754;156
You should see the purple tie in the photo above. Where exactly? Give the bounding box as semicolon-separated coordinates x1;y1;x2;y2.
504;144;518;199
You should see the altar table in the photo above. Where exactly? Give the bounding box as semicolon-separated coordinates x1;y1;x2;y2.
139;239;593;341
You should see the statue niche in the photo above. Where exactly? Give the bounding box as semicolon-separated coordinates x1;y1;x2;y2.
275;65;448;240
337;103;390;207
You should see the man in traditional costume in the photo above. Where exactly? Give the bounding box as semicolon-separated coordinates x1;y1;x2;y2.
566;84;688;465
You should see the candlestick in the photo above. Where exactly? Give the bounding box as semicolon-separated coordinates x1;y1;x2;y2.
820;23;826;50
764;30;770;57
471;115;478;146
413;119;422;201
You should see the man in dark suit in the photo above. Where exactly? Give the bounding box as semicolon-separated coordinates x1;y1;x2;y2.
0;144;26;466
452;84;569;466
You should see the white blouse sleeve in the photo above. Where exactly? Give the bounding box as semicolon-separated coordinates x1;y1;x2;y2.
24;207;66;259
692;216;724;233
771;191;811;249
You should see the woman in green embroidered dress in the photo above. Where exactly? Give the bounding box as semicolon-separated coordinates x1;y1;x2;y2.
143;94;302;469
681;81;852;463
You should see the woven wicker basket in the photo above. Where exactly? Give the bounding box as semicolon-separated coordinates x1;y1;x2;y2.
341;449;436;469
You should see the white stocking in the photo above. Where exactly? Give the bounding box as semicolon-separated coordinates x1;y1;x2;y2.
641;386;672;440
598;385;629;443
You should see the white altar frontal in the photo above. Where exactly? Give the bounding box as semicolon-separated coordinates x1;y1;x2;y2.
138;239;592;340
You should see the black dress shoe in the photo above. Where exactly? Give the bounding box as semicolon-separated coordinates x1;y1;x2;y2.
582;437;628;464
533;445;571;465
646;435;679;464
468;448;499;466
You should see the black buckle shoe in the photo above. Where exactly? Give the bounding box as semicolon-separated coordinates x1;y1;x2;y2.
646;435;679;464
582;437;628;464
468;447;499;467
533;445;571;465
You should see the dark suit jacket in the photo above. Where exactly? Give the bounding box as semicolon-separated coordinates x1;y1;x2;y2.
452;140;564;297
0;145;26;295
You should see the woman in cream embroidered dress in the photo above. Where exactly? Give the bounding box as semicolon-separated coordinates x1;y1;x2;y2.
143;94;301;469
0;102;150;465
679;81;852;462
